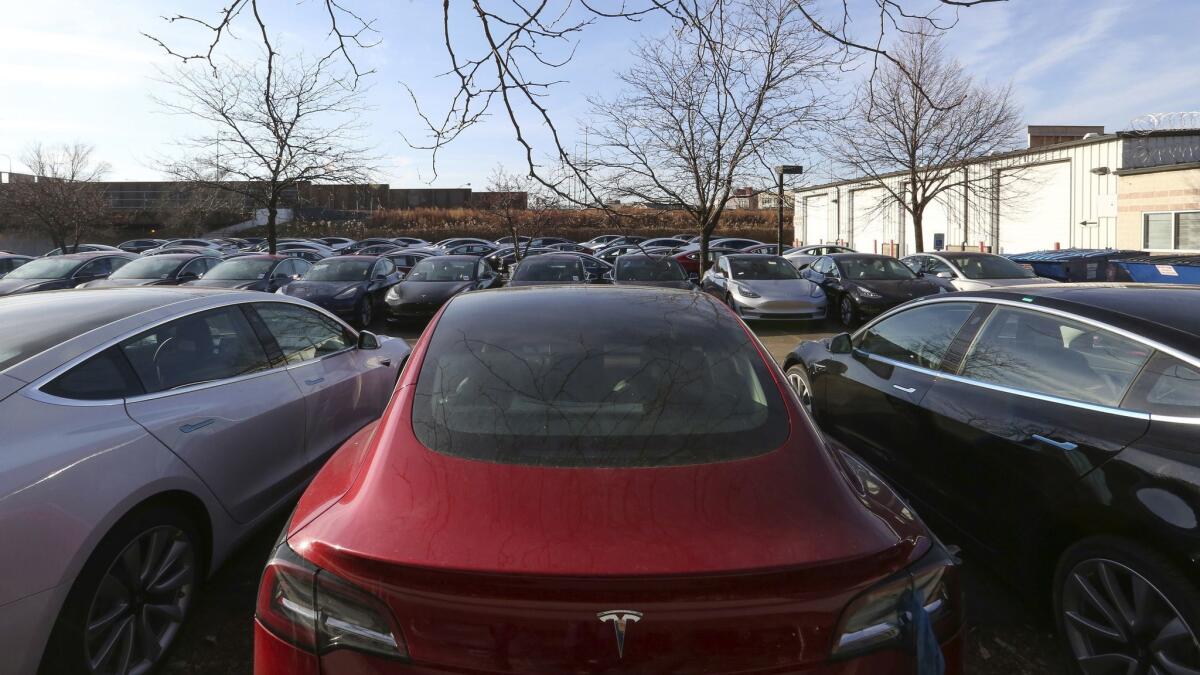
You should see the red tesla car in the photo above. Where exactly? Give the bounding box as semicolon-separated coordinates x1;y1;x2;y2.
254;286;963;674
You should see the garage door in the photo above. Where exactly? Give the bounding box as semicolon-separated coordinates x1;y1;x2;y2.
998;162;1070;254
801;195;829;245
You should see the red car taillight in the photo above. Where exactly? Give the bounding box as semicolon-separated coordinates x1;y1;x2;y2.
830;543;962;660
257;540;408;660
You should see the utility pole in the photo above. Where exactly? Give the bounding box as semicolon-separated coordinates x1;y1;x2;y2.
775;165;803;253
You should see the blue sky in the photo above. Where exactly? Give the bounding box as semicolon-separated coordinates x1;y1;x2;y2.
1;0;1197;188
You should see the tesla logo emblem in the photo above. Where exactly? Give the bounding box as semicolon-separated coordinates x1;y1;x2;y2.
597;610;642;658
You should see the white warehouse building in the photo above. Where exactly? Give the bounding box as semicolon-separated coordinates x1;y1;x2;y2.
792;126;1200;256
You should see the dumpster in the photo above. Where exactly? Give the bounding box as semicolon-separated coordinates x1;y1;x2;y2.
1112;255;1200;284
1006;249;1145;282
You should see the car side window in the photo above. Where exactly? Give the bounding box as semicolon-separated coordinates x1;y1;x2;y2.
119;306;272;393
252;303;354;365
42;347;145;401
75;259;105;277
273;260;294;278
928;258;953;275
856;302;976;370
293;259;313;276
959;307;1151;407
903;256;926;273
180;259;207;278
1123;352;1200;417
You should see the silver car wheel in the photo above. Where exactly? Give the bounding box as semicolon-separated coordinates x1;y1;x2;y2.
1061;558;1200;675
785;366;813;414
359;298;374;327
84;526;196;675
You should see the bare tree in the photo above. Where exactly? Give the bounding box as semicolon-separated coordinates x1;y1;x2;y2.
484;166;533;263
832;29;1022;252
589;0;834;268
156;179;248;237
155;53;374;253
0;143;111;252
144;1;1004;210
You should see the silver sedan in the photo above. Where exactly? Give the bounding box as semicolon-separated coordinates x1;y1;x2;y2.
901;251;1058;291
0;287;409;675
701;254;827;320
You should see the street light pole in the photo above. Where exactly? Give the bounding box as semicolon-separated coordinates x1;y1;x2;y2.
774;165;803;254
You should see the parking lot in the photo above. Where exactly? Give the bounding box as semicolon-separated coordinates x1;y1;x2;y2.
164;317;1068;675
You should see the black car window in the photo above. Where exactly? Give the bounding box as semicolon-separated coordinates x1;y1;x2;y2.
943;254;1034;280
273;260;294;278
959;307;1151;407
1123;352;1200;418
179;259;208;278
42;347;145;401
412;292;789;468
839;257;915;280
76;259;108;277
207;259;276;280
856;302;976;370
305;259;372;282
407;259;477;282
252;303;354;365
513;257;585;282
120;306;272;393
616;257;687;281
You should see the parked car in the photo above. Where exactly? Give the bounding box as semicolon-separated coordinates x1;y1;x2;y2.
384;255;502;320
528;236;575;247
255;285;964;674
314;236;356;251
709;237;763;250
342;238;402;255
0;254;33;278
442;242;499;257
507;253;590;287
556;251;613;281
77;253;219;288
43;243;123;257
594;243;653;263
382;250;438;278
143;246;223;258
743;243;791;255
802;253;943;326
611;253;694;290
117;238;168;253
782;283;1200;674
545;242;595;254
0;288;408;675
673;246;740;276
785;244;856;269
579;234;623;249
638;237;692;249
0;252;135;296
354;243;404;256
436;237;495;250
276;242;336;257
278;256;402;328
278;248;330;264
901;251;1055;291
164;238;237;255
702;254;827;320
483;246;556;274
185;255;309;292
392;237;428;247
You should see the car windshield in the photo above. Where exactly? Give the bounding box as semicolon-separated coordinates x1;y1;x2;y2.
204;259;276;280
838;257;917;280
728;257;801;280
109;257;186;279
512;257;585;282
5;258;80;279
616;257;687;281
944;254;1037;279
304;260;372;282
406;259;477;282
413;291;788;467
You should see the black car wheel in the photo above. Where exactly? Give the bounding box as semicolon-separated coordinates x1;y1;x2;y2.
1055;537;1200;675
357;298;374;328
839;295;858;327
41;506;200;675
785;365;814;415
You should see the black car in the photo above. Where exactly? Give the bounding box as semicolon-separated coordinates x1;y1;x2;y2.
783;284;1200;673
0;254;33;278
279;255;402;327
556;251;613;282
385;255;501;321
0;252;135;295
117;238;168;253
442;242;499;257
528;237;575;248
43;244;123;257
383;250;438;278
185;255;309;292
801;253;943;326
611;254;694;290
77;254;218;288
507;254;590;287
594;243;653;263
483;247;555;274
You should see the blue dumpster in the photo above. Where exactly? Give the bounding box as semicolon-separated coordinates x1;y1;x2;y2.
1006;249;1145;282
1112;255;1200;284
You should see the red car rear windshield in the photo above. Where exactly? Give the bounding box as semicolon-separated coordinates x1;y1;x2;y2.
412;288;790;467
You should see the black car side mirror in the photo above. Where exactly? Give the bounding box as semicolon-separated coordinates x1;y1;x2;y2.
830;333;853;354
358;331;381;350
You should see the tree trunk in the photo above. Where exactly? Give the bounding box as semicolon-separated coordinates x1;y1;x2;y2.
698;224;712;274
266;196;278;255
510;219;521;263
911;207;924;253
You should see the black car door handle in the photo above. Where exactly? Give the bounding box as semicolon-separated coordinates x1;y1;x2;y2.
1031;434;1079;452
180;419;215;434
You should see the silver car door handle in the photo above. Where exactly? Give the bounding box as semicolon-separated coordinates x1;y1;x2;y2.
305;377;325;386
179;419;215;434
1031;434;1079;451
892;385;917;394
379;358;392;366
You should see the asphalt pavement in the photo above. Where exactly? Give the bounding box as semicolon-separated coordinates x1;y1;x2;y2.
166;316;1069;674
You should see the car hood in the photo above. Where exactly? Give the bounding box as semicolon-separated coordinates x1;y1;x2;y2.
291;384;928;578
392;280;473;302
733;278;820;298
614;279;695;290
507;279;583;287
80;278;166;288
851;278;940;301
185;278;263;290
284;280;363;301
0;278;70;296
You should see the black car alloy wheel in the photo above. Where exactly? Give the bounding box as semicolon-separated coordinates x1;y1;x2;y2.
839;295;857;327
1060;556;1200;675
84;525;197;675
359;298;373;328
785;365;814;414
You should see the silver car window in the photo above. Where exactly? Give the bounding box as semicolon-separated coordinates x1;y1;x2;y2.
120;306;272;393
252;303;354;365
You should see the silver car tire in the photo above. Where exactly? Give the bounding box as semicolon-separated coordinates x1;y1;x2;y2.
785;364;815;416
41;505;201;675
1054;537;1200;675
839;295;858;327
358;297;374;329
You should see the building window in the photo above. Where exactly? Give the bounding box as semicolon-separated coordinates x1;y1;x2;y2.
1178;212;1200;250
1144;213;1173;249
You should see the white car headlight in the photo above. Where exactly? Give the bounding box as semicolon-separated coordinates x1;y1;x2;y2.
734;283;761;298
385;286;400;301
334;287;359;300
854;286;882;299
